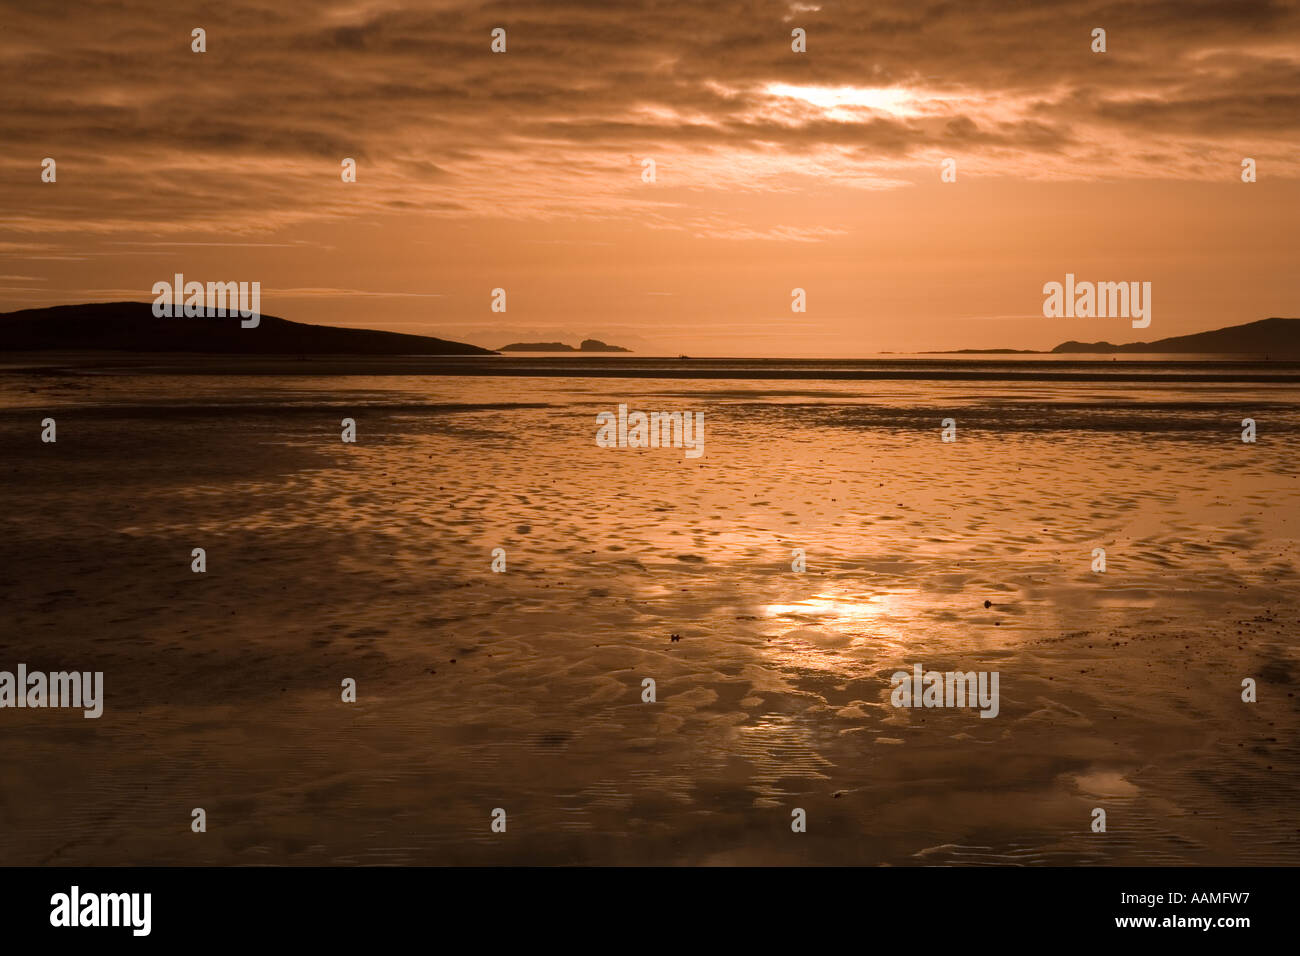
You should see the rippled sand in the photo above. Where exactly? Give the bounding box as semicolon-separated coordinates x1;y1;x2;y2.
1;362;1298;865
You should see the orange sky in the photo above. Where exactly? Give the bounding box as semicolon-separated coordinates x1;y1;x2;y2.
2;0;1299;355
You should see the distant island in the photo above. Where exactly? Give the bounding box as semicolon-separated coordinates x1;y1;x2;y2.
944;348;1040;355
0;302;496;355
931;318;1300;356
498;338;630;352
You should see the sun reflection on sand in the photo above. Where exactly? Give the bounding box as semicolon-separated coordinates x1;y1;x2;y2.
759;590;918;673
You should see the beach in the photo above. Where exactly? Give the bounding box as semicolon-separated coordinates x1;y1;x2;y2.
1;355;1297;865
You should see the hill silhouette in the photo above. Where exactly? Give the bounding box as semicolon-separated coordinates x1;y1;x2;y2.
1051;317;1300;355
0;302;495;355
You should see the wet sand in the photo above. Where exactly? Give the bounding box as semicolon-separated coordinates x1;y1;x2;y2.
1;359;1298;865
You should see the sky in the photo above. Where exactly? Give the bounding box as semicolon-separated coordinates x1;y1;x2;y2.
2;0;1299;356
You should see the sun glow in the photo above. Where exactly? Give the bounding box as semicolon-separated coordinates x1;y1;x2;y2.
764;83;923;118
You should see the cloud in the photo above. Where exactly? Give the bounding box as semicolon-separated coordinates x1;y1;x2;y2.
1;0;1297;244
